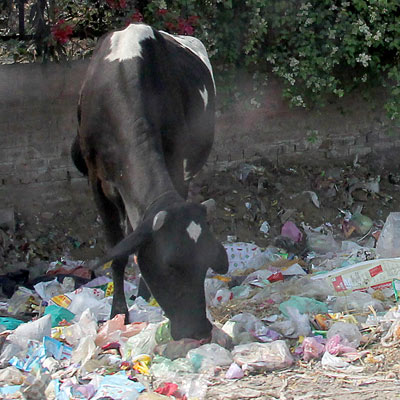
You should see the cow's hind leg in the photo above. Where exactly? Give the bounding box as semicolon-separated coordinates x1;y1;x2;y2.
92;179;129;322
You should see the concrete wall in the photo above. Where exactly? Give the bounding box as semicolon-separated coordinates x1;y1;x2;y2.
0;59;398;218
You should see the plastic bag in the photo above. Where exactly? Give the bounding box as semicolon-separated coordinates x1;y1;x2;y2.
51;287;111;321
321;351;351;370
326;334;357;355
204;278;227;306
269;307;311;338
7;314;52;350
223;242;271;274
91;371;145;400
155;338;202;360
44;305;75;327
0;366;25;385
348;212;373;236
57;308;98;347
225;362;244;379
0;317;25;330
303;225;339;254
326;322;362;349
281;221;303;243
7;287;39;315
122;322;160;360
232;340;294;372
332;291;384;314
150;355;194;380
211;288;233;306
301;336;325;361
279;296;328;318
71;336;97;368
34;278;72;301
376;212;400;258
95;314;147;347
128;297;164;323
222;313;279;345
187;343;233;372
381;319;400;347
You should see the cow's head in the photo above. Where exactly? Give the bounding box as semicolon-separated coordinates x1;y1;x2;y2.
105;201;228;340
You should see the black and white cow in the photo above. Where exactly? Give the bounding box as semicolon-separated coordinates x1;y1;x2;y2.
71;23;228;340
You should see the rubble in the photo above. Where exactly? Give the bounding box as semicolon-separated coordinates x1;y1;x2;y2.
2;160;400;398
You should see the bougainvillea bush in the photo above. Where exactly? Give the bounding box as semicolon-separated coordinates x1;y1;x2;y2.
1;0;399;119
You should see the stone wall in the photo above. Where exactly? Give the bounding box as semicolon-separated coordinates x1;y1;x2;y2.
0;59;398;218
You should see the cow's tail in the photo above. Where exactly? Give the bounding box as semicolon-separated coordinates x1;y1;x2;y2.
71;135;88;176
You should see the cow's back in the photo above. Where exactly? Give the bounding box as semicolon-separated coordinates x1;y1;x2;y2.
78;24;215;190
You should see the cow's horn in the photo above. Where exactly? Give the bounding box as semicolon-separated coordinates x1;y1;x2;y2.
153;210;167;231
201;198;216;215
102;222;151;263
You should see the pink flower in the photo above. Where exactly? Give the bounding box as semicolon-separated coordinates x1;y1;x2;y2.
131;10;144;22
165;21;177;32
157;8;168;16
106;0;126;9
51;19;74;44
178;18;194;35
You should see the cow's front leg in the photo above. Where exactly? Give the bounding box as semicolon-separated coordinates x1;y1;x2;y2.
92;179;129;322
111;256;129;320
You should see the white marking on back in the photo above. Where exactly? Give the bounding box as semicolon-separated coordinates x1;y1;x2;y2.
105;24;155;62
161;31;216;92
183;159;191;181
199;86;208;109
186;221;202;243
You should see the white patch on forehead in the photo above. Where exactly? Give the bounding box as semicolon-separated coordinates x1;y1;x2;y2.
161;31;216;92
186;221;202;243
199;86;208;109
105;24;155;62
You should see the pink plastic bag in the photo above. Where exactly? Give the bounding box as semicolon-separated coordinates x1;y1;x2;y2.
95;314;147;347
281;221;303;243
325;334;356;356
302;336;325;361
226;362;244;379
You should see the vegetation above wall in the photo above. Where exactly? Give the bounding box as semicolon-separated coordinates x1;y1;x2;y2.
1;0;399;120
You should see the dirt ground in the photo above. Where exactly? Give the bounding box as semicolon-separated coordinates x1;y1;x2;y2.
2;155;400;399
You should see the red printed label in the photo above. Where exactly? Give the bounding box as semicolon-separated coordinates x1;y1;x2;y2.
371;281;392;291
369;265;383;278
332;275;346;292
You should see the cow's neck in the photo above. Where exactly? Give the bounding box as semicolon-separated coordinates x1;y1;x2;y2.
117;146;183;226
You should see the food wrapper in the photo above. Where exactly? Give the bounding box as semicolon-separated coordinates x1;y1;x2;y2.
312;258;400;294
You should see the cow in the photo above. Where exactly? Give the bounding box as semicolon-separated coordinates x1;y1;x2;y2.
71;23;229;340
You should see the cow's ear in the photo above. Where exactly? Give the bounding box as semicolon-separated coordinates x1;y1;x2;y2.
153;210;167;231
201;198;216;217
211;243;229;274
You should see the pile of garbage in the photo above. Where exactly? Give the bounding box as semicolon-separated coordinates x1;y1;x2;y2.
2;211;400;399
